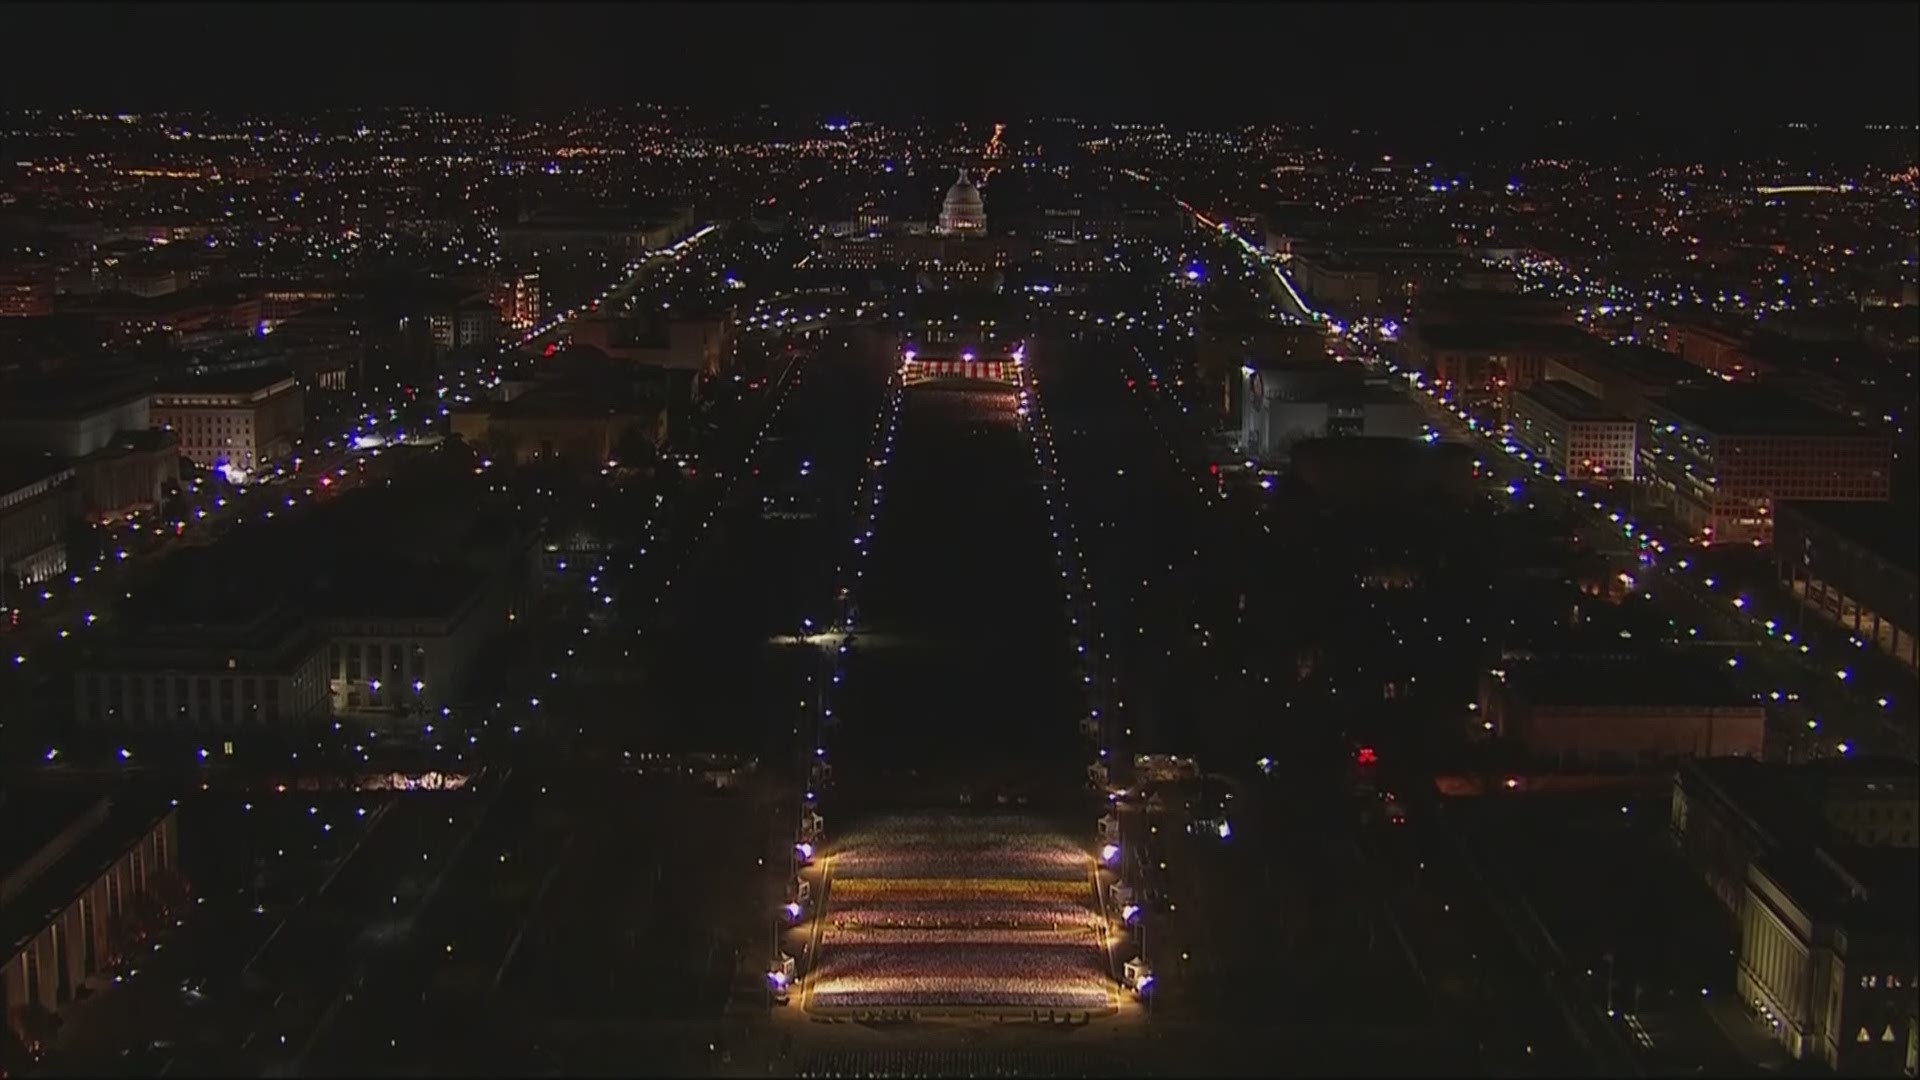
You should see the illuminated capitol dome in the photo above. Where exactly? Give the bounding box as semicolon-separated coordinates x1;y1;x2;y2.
937;168;987;236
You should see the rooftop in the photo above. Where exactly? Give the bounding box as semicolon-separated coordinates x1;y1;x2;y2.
1753;834;1919;932
1416;289;1574;326
0;370;152;420
0;452;73;497
1684;758;1920;924
490;385;667;422
485;347;671;418
118;545;299;631
87;427;178;457
308;557;487;621
1683;756;1824;852
1774;499;1920;575
1573;345;1710;390
363;279;484;315
115;473;523;635
1290;435;1477;480
1654;385;1873;437
2;793;174;958
1251;360;1403;404
262;473;523;575
1416;321;1592;353
1512;380;1629;424
1500;651;1755;709
152;365;297;397
0;790;106;900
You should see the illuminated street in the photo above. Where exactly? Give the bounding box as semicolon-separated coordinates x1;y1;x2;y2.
3;8;1915;1079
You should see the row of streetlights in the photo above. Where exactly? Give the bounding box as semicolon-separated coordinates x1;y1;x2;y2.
1018;344;1155;1003
769;344;906;1001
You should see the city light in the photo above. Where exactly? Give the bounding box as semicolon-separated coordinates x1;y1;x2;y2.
6;47;1910;1060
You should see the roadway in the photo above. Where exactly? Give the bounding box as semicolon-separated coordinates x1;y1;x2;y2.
4;224;728;766
1396;369;1916;763
1117;166;1324;325
1043;278;1635;1072
1039;328;1476;1055
1076;251;1762;1074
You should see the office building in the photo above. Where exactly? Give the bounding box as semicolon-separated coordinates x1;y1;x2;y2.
149;368;304;474
1288;249;1485;315
0;264;55;318
0;378;178;521
120;267;181;300
1670;758;1918;1074
490;272;541;332
1478;653;1766;764
1;793;182;1056
74;430;181;523
1664;320;1765;380
74;549;331;730
450;349;668;466
1195;316;1326;415
1509;381;1638;481
0;460;76;594
1674;758;1917;918
318;561;521;716
1411;321;1594;399
566;312;734;380
1287;254;1381;310
1542;344;1708;421
427;298;501;355
1236;360;1422;462
0;383;153;460
1773;501;1918;671
1289;437;1477;510
1638;386;1893;546
1414;289;1574;330
312;505;529;719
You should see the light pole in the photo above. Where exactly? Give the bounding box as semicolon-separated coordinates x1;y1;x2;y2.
1605;950;1616;1017
1136;842;1152;1026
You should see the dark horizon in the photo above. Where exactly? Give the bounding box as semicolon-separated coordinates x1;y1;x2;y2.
7;1;1918;125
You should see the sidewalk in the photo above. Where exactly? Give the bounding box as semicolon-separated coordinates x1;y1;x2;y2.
1702;994;1795;1072
37;923;200;1074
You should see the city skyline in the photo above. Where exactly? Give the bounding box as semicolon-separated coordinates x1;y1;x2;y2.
1;6;1914;1078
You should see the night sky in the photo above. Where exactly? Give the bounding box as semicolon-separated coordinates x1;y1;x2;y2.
7;1;1918;124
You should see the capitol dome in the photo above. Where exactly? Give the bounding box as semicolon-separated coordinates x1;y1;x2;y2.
937;169;987;236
